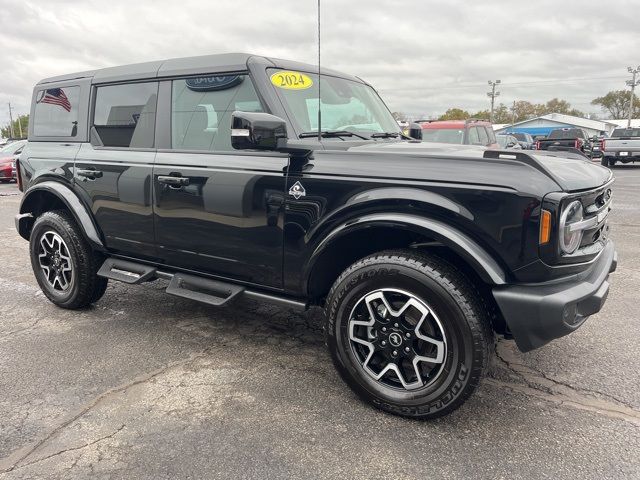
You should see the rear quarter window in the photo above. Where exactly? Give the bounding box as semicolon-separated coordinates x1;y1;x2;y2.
33;86;80;137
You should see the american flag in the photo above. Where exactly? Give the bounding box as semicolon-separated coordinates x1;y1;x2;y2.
40;88;71;112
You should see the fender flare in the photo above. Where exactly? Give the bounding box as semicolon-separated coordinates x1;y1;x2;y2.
305;213;507;290
17;181;105;251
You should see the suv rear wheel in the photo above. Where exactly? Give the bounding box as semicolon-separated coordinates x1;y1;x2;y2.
29;210;108;309
325;250;492;419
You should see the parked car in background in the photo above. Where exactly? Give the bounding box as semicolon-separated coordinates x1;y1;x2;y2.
420;119;499;148
496;134;523;149
506;132;535;149
536;128;592;155
600;127;640;167
0;139;26;182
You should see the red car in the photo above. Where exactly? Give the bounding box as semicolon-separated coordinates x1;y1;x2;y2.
0;140;26;183
420;119;499;148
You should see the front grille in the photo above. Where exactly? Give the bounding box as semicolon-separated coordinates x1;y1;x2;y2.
577;183;613;252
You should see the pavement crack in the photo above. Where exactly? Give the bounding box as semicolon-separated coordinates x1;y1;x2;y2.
0;347;214;473
492;340;640;427
11;424;126;471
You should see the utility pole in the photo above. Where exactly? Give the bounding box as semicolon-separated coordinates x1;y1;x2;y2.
7;103;15;138
487;80;501;123
511;100;516;126
627;66;640;128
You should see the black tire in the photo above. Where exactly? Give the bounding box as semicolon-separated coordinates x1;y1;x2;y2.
325;250;493;419
29;210;108;309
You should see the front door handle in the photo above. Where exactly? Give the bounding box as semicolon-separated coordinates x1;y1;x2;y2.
76;168;103;179
158;175;190;187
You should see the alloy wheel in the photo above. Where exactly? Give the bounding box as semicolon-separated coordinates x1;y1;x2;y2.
37;231;74;292
348;288;447;390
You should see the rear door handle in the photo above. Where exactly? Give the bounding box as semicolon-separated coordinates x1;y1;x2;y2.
76;168;103;179
158;175;189;187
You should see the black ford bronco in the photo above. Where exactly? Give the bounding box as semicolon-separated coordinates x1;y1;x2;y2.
16;53;616;419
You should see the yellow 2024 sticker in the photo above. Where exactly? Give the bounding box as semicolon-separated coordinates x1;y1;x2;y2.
271;71;313;90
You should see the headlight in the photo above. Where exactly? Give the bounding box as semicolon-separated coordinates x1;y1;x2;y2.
559;200;584;254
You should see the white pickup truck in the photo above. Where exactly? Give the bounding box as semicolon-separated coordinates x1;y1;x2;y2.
601;127;640;167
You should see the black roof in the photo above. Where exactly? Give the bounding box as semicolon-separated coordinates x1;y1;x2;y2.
36;53;361;85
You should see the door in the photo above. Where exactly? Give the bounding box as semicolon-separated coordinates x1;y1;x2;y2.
152;74;288;288
74;81;159;259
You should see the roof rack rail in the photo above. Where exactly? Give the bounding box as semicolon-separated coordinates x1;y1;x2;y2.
464;118;487;125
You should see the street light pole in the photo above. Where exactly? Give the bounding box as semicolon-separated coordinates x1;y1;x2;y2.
487;80;501;123
7;102;15;138
627;66;640;128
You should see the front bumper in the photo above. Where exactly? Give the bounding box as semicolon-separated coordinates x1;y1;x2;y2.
493;241;617;352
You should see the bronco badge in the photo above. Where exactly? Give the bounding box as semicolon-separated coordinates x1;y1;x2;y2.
289;181;306;199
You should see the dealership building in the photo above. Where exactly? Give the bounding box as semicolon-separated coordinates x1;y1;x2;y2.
494;113;621;137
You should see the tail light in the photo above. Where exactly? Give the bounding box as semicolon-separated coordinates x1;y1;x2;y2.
535;140;540;150
16;158;23;192
601;139;606;151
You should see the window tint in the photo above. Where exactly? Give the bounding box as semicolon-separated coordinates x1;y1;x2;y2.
477;126;489;145
171;74;263;151
33;86;80;137
93;82;158;148
468;127;480;144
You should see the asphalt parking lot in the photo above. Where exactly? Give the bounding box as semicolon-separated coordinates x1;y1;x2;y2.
0;167;639;480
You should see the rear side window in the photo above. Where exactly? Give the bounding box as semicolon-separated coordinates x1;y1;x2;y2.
171;74;263;151
93;82;158;148
33;86;80;137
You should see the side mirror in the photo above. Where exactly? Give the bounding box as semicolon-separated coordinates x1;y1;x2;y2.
507;142;515;147
231;111;287;150
408;123;423;140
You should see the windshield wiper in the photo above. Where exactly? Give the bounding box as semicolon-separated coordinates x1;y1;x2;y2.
370;132;401;139
299;130;370;140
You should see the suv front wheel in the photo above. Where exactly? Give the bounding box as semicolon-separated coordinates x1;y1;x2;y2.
325;250;493;419
29;210;108;309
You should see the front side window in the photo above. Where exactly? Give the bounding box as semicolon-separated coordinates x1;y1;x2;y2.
486;127;497;144
477;126;489;145
467;127;480;144
171;74;263;151
33;86;80;137
269;69;400;136
93;82;158;148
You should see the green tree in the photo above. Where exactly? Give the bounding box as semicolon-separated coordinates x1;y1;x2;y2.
438;108;470;120
1;114;29;139
591;90;640;119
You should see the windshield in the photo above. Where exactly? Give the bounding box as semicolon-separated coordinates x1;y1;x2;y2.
497;136;508;147
612;128;640;137
268;69;400;136
421;128;465;144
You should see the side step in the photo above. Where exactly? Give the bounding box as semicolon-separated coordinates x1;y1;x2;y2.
97;258;157;284
166;273;244;307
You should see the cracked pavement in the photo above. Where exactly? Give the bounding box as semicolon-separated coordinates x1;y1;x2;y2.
0;168;639;479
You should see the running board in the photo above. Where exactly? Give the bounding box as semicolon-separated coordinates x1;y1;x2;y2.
97;258;157;284
166;273;244;307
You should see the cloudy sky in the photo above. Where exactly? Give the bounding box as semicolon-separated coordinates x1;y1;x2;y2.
1;0;638;127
